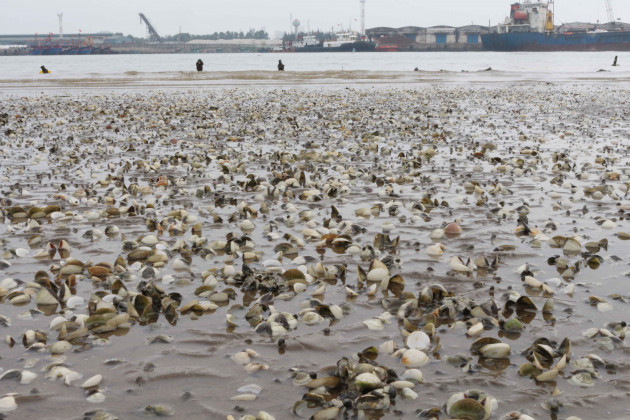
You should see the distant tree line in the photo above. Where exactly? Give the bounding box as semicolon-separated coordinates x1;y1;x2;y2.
162;29;269;42
282;31;338;42
123;28;269;43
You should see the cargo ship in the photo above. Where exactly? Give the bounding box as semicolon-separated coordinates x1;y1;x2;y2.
291;32;376;52
481;2;630;51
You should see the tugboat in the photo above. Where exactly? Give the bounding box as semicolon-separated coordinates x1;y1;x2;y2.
292;32;376;52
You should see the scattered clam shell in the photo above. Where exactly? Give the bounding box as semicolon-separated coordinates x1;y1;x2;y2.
50;340;72;354
0;85;627;419
81;374;103;388
86;391;106;403
406;331;430;351
0;395;17;413
401;349;430;367
425;243;446;256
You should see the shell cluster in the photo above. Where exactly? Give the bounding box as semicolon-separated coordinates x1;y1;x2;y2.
0;85;628;419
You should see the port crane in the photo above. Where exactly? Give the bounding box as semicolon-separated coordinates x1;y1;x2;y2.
139;13;162;42
604;0;615;25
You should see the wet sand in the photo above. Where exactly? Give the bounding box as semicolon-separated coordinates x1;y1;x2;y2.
0;85;629;420
2;69;630;92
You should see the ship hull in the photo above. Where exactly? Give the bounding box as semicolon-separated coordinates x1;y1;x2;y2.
294;41;376;52
28;45;95;55
42;46;63;55
482;31;630;51
375;46;398;52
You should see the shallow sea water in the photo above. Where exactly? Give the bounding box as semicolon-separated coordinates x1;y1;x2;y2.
0;58;630;420
1;51;630;89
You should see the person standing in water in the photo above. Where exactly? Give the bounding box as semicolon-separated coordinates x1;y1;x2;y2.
196;59;204;72
40;65;49;74
277;60;285;71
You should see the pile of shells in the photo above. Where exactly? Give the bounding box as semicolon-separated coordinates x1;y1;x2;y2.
0;84;628;419
291;349;425;419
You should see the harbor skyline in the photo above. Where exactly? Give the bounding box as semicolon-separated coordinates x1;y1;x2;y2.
2;0;629;39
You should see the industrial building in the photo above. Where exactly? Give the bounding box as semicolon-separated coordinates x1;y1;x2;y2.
185;39;281;53
0;32;118;46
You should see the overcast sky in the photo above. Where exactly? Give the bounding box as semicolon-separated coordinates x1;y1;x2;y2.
2;0;628;37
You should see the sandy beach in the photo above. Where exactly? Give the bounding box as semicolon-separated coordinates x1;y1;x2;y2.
0;85;629;420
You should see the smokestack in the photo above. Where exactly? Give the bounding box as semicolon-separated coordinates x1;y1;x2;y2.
360;0;366;36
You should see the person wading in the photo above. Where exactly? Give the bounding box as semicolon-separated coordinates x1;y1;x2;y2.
277;60;285;71
196;59;204;72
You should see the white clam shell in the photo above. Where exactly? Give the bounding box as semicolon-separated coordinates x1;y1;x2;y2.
141;234;158;245
237;384;262;394
172;258;189;271
563;238;581;252
401;387;418;400
390;380;415;389
81;374;103;388
425;243;445;256
354;372;381;391
0;395;17;413
66;296;85;309
401;349;430;367
230;393;257;401
20;370;37;385
367;267;389;282
232;351;251;365
401;369;423;383
449;256;473;272
467;322;484;336
64;370;84;386
430;228;445;239
50;340;72;354
479;343;511;358
379;340;396;354
86;391;106;403
301;312;324;325
363;318;383;331
406;331;430;351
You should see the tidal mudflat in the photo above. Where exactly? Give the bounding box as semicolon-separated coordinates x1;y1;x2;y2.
0;85;629;420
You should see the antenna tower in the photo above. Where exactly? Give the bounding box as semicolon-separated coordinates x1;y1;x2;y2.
360;0;366;35
58;13;63;38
